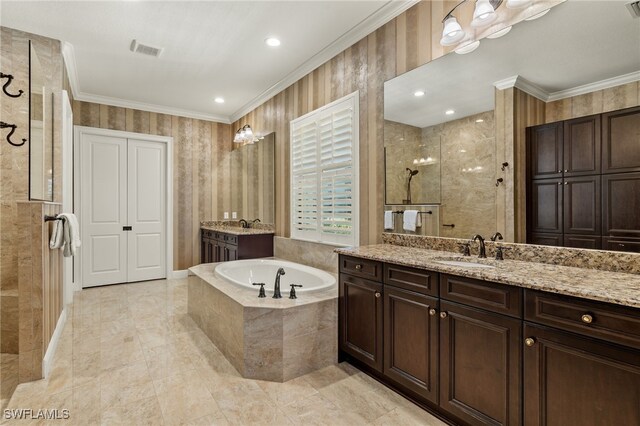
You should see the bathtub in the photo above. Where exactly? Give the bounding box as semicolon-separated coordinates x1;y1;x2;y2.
214;259;335;294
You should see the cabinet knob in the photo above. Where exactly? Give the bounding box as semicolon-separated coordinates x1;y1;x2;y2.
375;292;381;298
581;314;593;324
355;264;363;270
429;308;437;316
439;312;448;318
564;182;568;185
525;337;536;347
564;169;568;172
557;182;562;185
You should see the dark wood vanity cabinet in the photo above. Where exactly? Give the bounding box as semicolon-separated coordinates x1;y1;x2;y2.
200;229;273;263
526;107;640;250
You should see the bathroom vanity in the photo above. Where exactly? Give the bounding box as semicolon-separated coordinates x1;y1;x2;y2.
336;248;640;426
200;226;273;263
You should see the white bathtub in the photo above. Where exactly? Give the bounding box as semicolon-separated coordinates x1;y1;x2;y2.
214;259;335;294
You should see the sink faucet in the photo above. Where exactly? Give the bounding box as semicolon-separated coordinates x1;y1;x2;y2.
471;234;487;258
490;232;503;242
239;219;248;229
273;267;285;299
252;218;261;226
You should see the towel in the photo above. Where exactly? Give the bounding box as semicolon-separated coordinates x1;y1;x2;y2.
49;220;64;249
403;210;422;232
384;211;394;230
59;213;81;257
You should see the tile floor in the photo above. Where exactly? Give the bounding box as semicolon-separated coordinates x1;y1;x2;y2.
3;278;446;425
1;353;19;409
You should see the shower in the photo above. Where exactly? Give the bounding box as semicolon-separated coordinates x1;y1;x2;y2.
403;167;419;204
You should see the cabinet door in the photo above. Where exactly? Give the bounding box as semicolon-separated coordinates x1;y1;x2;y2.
212;240;221;262
339;274;383;372
602;172;640;238
529;179;563;234
226;244;238;261
563;115;600;176
383;287;438;403
523;323;640;426
563;176;601;235
439;301;522;426
602;106;640;174
201;237;208;263
206;240;215;263
528;123;563;179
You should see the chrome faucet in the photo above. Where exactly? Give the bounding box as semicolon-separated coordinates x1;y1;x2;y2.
471;234;487;258
273;268;285;299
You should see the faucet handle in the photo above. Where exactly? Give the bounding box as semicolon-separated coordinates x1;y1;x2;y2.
289;284;303;299
459;242;471;257
494;246;511;261
252;282;266;298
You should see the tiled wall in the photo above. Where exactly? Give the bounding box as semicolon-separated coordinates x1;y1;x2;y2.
72;101;233;270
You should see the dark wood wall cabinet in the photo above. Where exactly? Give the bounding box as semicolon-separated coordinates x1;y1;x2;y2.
338;254;640;426
200;229;273;263
527;106;640;252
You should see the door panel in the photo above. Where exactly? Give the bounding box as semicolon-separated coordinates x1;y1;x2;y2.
529;179;563;234
563;115;600;176
602;172;640;238
528;123;563;179
602;106;640;174
82;134;127;287
563;176;601;235
523;323;640;426
127;140;166;282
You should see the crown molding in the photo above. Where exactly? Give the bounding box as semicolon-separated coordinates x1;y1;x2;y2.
73;92;231;123
494;71;640;103
546;70;640;102
229;0;420;123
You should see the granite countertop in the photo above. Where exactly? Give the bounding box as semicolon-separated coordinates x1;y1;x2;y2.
189;261;337;309
201;225;274;236
335;244;640;309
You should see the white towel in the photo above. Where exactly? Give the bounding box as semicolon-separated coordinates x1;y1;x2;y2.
58;213;81;257
49;220;64;249
384;211;394;230
403;210;421;232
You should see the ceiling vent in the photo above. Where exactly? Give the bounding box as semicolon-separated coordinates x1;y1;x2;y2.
626;1;640;18
130;39;164;58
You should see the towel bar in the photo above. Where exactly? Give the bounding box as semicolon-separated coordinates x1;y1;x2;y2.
390;210;432;215
44;215;61;222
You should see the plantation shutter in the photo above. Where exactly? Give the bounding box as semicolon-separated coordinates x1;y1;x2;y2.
291;92;359;246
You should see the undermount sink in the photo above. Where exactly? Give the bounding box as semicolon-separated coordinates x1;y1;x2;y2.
434;260;496;269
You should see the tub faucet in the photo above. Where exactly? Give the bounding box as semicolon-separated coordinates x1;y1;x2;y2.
471;234;487;258
273;268;285;299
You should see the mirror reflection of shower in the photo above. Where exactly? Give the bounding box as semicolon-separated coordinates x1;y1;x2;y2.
403;167;419;204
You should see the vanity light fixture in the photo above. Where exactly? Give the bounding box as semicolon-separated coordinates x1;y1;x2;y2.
487;25;512;39
214;97;225;104
233;124;258;144
414;90;425;97
525;8;550;20
471;0;498;27
445;109;455;115
455;40;481;54
265;37;281;47
440;15;465;46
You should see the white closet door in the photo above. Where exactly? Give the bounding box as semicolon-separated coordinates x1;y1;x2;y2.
82;134;128;287
127;139;166;282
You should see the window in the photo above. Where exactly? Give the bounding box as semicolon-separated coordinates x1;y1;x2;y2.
290;92;359;246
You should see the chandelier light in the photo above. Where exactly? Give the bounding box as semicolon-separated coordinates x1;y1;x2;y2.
233;125;259;144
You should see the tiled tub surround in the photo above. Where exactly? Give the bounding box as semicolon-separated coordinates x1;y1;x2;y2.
188;262;337;382
335;244;640;309
383;233;640;275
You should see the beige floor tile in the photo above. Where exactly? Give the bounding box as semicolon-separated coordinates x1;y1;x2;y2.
154;370;222;425
258;376;319;407
101;395;164;426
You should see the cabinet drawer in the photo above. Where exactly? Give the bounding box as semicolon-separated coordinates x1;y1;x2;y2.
603;237;640;253
384;263;438;296
339;255;383;282
202;229;213;238
525;290;640;350
224;234;238;245
440;274;522;318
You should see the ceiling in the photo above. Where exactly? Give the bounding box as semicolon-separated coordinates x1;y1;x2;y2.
385;0;640;129
1;0;414;123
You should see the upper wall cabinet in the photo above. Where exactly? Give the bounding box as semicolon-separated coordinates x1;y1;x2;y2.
528;123;563;180
602;106;640;174
563;115;601;176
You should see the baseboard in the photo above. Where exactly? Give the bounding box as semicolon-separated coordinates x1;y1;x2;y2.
42;308;67;378
171;270;189;279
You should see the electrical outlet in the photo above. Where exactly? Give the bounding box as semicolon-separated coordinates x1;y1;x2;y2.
223;212;229;219
232;212;237;219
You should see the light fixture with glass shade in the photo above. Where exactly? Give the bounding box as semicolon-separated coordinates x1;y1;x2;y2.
471;0;498;27
233;124;259;144
440;15;465;46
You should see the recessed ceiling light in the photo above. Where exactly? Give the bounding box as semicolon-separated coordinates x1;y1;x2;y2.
414;90;425;97
214;97;225;104
476;119;484;123
445;109;455;115
265;37;281;47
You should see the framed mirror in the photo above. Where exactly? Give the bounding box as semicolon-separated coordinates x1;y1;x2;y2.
29;41;53;201
229;132;275;224
383;1;640;251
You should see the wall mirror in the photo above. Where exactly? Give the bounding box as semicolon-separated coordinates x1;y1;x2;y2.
29;41;53;201
383;1;640;251
230;132;275;224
